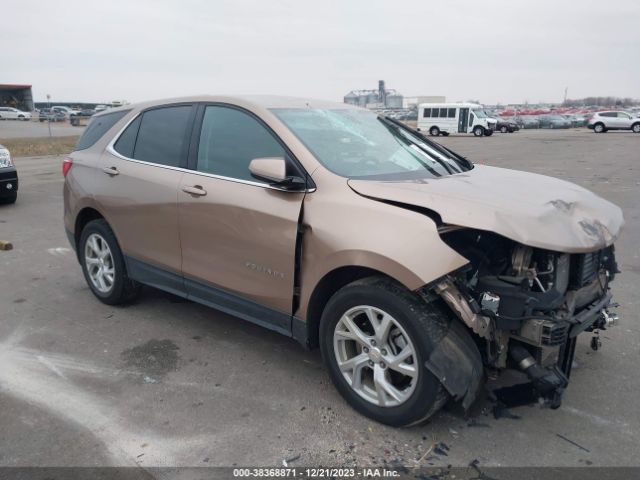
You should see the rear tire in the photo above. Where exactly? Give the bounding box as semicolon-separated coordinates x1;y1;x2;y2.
473;126;484;137
79;219;141;305
429;126;440;136
319;276;449;427
593;123;605;133
500;126;508;133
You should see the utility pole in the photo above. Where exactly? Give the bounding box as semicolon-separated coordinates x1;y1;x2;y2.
46;94;52;138
563;87;568;105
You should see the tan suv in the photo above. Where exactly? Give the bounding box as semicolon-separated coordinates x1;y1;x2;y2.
64;96;623;426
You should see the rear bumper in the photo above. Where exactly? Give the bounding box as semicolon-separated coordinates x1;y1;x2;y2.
0;167;18;197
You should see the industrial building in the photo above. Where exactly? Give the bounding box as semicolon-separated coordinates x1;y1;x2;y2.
344;80;403;109
0;84;34;111
402;95;446;109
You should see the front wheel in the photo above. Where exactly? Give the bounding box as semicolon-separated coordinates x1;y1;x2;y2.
79;219;141;305
429;126;440;136
500;126;508;133
473;126;484;137
319;277;449;427
632;123;640;133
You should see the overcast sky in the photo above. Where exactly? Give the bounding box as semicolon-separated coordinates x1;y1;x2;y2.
2;0;638;105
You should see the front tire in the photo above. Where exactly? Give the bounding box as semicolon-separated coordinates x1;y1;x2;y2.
319;277;449;427
473;126;484;137
429;126;440;136
500;126;508;133
79;219;141;305
632;123;640;133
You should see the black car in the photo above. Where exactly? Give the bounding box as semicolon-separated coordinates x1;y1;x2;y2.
495;117;520;133
0;144;18;204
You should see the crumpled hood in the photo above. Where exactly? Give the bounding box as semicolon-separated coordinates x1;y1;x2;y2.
348;165;624;253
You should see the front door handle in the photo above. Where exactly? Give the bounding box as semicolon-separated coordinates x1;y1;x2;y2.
182;185;207;196
102;166;119;176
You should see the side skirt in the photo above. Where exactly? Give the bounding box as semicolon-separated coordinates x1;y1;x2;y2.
125;256;305;340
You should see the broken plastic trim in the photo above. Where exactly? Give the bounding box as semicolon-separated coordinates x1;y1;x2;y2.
424;317;484;410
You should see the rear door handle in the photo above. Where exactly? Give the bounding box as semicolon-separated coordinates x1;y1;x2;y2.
182;185;207;196
102;166;119;176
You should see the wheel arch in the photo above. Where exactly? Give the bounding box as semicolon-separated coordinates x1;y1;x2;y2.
73;207;106;255
303;266;398;349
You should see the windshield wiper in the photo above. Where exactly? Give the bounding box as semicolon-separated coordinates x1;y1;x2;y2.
379;116;473;171
377;117;446;176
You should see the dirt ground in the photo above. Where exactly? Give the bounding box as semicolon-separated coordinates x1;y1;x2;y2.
0;136;80;157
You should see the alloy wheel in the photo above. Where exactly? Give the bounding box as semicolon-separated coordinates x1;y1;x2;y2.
84;233;115;293
333;305;418;407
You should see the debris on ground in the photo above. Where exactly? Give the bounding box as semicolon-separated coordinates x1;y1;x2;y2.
433;442;450;456
556;433;590;453
282;453;301;467
0;240;13;251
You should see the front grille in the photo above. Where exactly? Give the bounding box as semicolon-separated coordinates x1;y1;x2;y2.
571;250;601;288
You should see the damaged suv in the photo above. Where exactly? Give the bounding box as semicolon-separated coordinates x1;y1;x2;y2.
63;96;623;426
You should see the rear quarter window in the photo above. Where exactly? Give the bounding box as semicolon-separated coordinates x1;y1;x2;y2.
75;110;129;151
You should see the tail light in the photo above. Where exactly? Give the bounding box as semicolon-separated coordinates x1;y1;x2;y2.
62;157;73;177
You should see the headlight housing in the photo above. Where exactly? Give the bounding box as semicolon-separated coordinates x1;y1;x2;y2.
0;148;13;168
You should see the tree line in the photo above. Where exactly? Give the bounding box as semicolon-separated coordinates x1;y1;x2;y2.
562;97;639;107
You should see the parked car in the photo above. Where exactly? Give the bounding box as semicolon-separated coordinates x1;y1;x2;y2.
495;117;519;133
64;96;623;426
562;114;587;128
515;116;540;129
0;144;18;204
39;108;66;122
0;107;32;121
538;115;571;129
94;105;109;113
80;108;96;117
587;111;640;133
52;106;81;118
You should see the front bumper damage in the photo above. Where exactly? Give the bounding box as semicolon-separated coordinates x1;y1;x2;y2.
421;248;619;411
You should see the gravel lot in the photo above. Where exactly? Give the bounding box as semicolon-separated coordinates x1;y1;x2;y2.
0;129;638;470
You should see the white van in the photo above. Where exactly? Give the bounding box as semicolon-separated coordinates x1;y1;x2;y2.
417;103;496;137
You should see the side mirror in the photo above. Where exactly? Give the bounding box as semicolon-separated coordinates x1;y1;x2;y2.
249;157;306;191
249;157;287;183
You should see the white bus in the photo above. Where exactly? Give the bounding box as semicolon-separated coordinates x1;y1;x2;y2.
417;103;496;137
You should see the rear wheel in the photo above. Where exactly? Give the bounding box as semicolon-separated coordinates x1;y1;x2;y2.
593;123;605;133
79;219;141;305
429;126;440;136
320;277;449;427
500;126;508;133
473;126;484;137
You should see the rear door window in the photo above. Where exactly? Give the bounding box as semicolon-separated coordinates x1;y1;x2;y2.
75;110;129;150
113;115;142;158
130;105;192;167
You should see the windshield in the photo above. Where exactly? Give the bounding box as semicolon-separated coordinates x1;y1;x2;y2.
272;108;471;179
472;109;487;118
